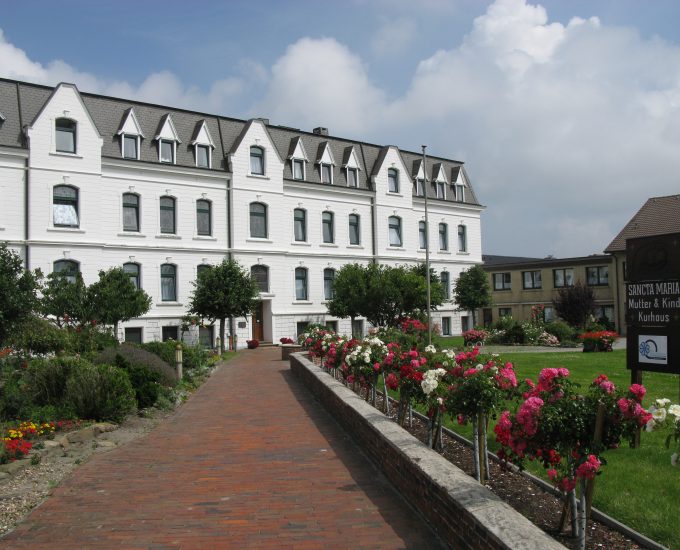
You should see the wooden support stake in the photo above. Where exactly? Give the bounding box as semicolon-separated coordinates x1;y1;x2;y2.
585;401;606;519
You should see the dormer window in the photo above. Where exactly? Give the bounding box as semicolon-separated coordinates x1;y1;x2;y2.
55;118;76;154
388;168;399;193
191;120;215;169
250;146;265;175
160;139;175;163
436;181;446;199
196;145;210;168
117;108;144;160
321;163;332;184
316;142;336;185
293;159;305;180
123;135;139;159
347;167;358;188
455;184;465;202
415;178;424;197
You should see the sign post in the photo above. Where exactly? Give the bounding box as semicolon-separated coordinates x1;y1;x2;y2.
626;233;680;446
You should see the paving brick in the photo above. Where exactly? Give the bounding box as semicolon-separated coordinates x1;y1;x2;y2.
1;348;443;549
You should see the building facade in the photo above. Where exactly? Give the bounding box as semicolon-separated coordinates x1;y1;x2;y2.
482;254;616;328
0;79;484;347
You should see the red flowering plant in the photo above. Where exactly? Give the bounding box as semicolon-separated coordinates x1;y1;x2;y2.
579;330;618;352
494;370;650;547
1;419;82;464
396;317;429;351
298;324;333;364
344;336;388;404
279;337;295;345
382;346;430;426
462;329;489;346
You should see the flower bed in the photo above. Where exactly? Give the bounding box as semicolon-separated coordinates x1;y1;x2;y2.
1;420;82;464
579;331;618;352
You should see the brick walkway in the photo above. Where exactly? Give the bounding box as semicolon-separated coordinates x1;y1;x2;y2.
3;348;443;549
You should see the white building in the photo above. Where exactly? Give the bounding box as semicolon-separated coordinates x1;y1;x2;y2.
0;78;484;347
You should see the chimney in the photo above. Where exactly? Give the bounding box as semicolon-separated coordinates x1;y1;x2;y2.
258;118;270;126
313;127;329;136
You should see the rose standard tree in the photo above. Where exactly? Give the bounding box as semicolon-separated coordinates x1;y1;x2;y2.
187;259;260;353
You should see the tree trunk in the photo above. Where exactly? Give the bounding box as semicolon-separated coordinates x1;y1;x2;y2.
114;320;119;341
219;317;226;354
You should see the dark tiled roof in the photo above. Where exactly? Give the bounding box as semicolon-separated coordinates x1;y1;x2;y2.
605;195;680;252
483;254;612;270
0;77;481;205
483;254;544;267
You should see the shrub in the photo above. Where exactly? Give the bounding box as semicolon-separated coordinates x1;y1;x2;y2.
94;344;176;385
64;362;136;422
24;357;91;407
462;329;488;345
68;324;119;354
8;316;70;356
0;366;31;420
520;322;544;344
279;337;295;345
544;320;576;344
504;323;526;345
113;354;161;409
140;341;208;370
493;315;517;332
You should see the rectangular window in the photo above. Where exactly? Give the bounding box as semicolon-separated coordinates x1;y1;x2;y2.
295;268;308;300
196;200;211;236
250;146;264;175
123;194;139;232
293;159;304;180
53;186;79;227
55;119;76;153
347;168;358;187
440;271;450;300
352;319;364;339
595;305;614;321
160;197;176;234
388;217;402;247
587;266;609;286
199;326;214;349
441;317;451;336
294;209;306;241
324;269;335;300
499;307;512;318
388;169;399;193
544;306;555;322
196;145;210;168
124;327;143;344
439;223;448;250
325;320;338;332
250;203;267;238
523;270;542;289
349;214;360;245
455;184;465;202
123;135;138;159
321;163;332;184
436;181;445;199
296;321;310;338
553;268;574;288
457;225;467;252
123;263;140;289
419;221;427;249
322;212;334;243
493;272;511;290
161;264;177;301
415;179;424;196
160;140;174;163
162;326;179;342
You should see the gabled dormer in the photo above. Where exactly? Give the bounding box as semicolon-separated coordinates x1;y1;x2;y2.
155;114;181;164
288;136;309;181
116;108;144;160
432;162;448;199
341;146;361;188
190;120;215;168
316;141;335;184
412;159;426;197
451;165;466;202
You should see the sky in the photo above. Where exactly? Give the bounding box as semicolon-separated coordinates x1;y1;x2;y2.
2;0;680;259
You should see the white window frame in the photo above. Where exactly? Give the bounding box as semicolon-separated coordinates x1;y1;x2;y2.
195;144;212;168
388;168;399;193
159;139;176;164
121;133;140;160
347;167;358;188
320;163;333;184
250;145;265;176
292;158;305;180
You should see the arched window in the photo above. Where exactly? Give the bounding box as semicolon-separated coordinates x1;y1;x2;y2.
196;199;211;236
294;208;307;242
53;259;79;284
348;214;360;245
122;193;140;232
161;264;177;301
440;271;450;300
388;216;402;247
249;202;267;238
251;265;269;293
123;262;141;289
388;168;399;193
322;211;334;244
458;224;467;252
295;267;308;300
250;146;265;175
53;185;79;227
324;268;335;300
439;223;448;251
419;221;427;249
160;196;176;234
196;264;212;280
55;118;76;153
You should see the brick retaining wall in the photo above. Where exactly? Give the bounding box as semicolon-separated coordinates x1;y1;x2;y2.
290;353;566;550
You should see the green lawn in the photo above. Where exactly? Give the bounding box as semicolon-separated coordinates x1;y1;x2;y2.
445;350;680;549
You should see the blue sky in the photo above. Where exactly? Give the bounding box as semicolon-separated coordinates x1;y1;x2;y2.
3;0;680;258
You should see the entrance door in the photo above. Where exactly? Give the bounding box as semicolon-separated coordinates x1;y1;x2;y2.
252;302;264;341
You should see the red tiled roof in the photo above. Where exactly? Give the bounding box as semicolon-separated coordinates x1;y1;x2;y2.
605;195;680;252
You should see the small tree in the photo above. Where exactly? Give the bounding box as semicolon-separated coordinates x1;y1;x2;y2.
326;263;367;329
88;267;152;337
452;265;492;326
187;259;260;353
0;244;42;346
40;271;89;328
553;281;595;329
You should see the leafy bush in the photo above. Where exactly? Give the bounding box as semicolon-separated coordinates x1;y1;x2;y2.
94;344;176;385
493;315;517;332
113;354;161;409
504;323;526;344
140;341;208;370
520;322;544;344
0;366;31;420
68;324;119;354
64;362;135;422
8;316;70;356
24;357;91;407
545;320;577;344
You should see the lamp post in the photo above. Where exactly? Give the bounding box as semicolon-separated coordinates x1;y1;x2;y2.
422;145;432;346
174;343;183;382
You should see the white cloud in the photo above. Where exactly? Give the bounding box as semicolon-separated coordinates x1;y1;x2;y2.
371;17;417;57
